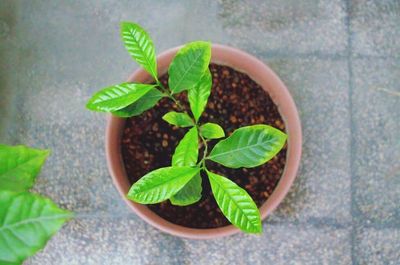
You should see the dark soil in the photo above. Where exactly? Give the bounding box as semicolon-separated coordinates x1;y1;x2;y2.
121;64;287;229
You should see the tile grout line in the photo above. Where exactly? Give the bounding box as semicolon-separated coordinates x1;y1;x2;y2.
344;0;356;264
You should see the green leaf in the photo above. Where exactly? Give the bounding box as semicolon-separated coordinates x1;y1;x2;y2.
0;191;73;264
162;111;194;127
121;22;157;80
168;41;211;94
188;69;212;121
200;123;225;139
207;171;261;233
170;127;201;206
0;145;49;192
112;88;164;117
127;166;200;204
170;173;202;206
86;83;155;112
171;127;198;166
208;124;287;168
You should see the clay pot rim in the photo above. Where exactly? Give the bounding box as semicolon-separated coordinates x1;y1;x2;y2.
106;44;302;240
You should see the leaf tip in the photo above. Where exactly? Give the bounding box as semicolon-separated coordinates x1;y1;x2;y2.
120;21;136;31
42;149;51;159
85;98;96;111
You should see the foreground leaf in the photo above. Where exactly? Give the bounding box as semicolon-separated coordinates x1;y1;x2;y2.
162;111;194;127
208;124;287;168
112;88;164;117
170;128;201;206
168;41;211;94
200;123;225;139
0;145;49;192
86;83;155;112
188;69;212;122
207;171;261;233
127;166;200;204
121;22;157;80
0;191;73;264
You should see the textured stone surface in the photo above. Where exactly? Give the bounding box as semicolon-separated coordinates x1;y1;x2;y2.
183;224;351;265
264;57;351;224
27;219;351;265
351;0;400;57
26;217;187;265
352;58;400;225
217;0;347;55
354;227;400;265
0;0;399;264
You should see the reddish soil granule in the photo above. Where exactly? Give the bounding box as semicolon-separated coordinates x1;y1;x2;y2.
121;64;287;229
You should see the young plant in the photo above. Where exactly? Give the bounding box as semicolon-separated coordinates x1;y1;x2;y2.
86;22;287;233
0;144;73;264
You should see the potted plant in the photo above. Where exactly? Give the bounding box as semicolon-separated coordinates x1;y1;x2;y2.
87;22;301;239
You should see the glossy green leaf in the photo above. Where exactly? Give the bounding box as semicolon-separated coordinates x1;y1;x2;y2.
0;191;73;264
171;127;198;166
162;111;194;127
207;171;261;233
170;173;202;206
188;69;212;121
121;22;157;79
170;128;201;206
0;145;49;192
127;166;200;204
208;124;287;168
86;83;155;112
200;123;225;139
168;41;211;94
112;88;164;117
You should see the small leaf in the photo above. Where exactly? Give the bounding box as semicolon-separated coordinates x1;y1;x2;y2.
121;22;157;80
0;145;50;192
112;88;164;117
188;69;212;121
200;123;225;139
0;191;73;264
170;173;202;206
208;125;287;168
162;111;194;127
170;127;201;206
127;166;200;204
168;41;211;94
207;171;261;233
171;127;198;166
86;83;155;112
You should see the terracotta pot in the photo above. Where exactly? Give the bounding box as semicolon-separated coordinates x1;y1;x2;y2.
106;44;302;239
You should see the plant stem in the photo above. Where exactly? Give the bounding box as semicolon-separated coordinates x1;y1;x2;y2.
197;125;209;170
157;81;186;112
156;80;168;94
157;81;205;169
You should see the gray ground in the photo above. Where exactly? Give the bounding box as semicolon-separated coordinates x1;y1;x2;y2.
0;0;399;264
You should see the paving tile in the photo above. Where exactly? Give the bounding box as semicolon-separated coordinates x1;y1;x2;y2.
0;0;193;215
354;227;400;265
350;0;400;57
2;121;129;216
178;0;231;44
26;219;350;265
25;217;186;265
10;0;189;86
259;57;351;224
352;58;400;225
182;223;351;265
216;0;347;55
1;64;127;215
